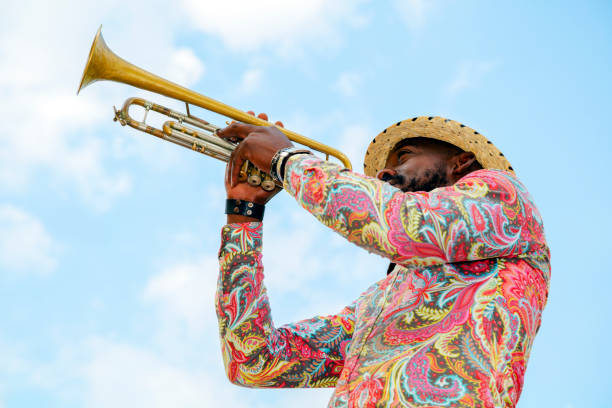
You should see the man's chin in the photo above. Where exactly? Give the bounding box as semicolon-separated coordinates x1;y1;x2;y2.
388;182;413;193
399;183;440;193
389;180;417;192
385;174;445;192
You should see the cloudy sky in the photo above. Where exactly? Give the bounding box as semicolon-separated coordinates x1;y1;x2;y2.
1;1;610;407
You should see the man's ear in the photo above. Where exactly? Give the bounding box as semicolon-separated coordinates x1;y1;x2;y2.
450;152;477;177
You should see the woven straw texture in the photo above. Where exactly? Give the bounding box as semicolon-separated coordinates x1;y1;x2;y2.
363;116;514;177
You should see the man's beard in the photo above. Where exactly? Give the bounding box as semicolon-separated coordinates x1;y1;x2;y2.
389;162;449;192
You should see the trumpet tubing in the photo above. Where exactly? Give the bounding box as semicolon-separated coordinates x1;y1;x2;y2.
77;26;352;188
114;97;277;190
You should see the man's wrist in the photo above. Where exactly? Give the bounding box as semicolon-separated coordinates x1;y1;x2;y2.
226;214;261;224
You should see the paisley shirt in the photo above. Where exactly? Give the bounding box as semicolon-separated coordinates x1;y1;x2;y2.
216;154;550;407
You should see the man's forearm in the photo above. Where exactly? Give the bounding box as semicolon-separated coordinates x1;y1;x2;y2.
281;155;544;265
216;222;354;388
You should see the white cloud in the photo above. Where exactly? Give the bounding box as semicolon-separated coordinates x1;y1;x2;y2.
333;71;363;97
0;0;205;211
166;48;206;87
0;205;59;275
261;204;386;310
337;124;374;174
83;338;242;408
263;211;328;292
5;333;251;408
65;336;333;408
143;255;219;335
443;60;498;100
180;0;369;54
392;0;435;31
239;68;263;94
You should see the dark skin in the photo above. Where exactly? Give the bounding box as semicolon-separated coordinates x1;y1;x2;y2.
375;137;481;193
219;112;290;224
217;119;481;223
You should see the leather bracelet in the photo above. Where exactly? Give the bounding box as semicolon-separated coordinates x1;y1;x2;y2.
225;199;265;221
269;147;312;184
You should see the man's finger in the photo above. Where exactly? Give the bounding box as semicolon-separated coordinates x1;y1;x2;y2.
224;152;232;189
248;111;270;123
230;143;247;188
217;122;256;141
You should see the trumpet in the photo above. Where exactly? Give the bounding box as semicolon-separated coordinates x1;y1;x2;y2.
78;26;352;191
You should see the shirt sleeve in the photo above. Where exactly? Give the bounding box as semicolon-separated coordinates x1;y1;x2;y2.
216;222;355;388
282;154;547;266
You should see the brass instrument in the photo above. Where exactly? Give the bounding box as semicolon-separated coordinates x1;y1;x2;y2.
78;26;352;190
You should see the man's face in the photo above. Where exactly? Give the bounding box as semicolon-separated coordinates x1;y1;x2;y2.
376;138;453;192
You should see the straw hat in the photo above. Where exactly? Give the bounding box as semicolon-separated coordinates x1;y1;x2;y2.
363;116;514;177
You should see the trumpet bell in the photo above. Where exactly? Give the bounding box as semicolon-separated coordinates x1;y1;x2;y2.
78;26;117;94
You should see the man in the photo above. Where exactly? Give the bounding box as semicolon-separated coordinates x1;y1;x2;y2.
214;116;550;407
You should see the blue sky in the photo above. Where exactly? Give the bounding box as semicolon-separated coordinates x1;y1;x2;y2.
1;1;610;407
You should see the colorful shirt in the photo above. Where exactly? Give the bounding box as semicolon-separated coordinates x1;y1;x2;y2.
216;155;550;407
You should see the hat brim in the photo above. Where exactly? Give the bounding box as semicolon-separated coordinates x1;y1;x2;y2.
363;116;514;177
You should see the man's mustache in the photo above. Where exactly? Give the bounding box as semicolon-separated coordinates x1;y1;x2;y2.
380;172;406;186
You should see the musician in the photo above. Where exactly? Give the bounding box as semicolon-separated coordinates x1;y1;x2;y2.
215;116;550;407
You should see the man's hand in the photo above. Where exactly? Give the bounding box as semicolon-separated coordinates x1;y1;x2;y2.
217;112;293;189
221;112;289;223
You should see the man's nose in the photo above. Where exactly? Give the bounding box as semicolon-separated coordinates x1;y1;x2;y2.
376;168;397;182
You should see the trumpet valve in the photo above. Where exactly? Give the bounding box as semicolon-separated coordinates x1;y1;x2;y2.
247;173;262;186
113;106;127;126
238;161;249;182
246;162;265;186
261;178;276;191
